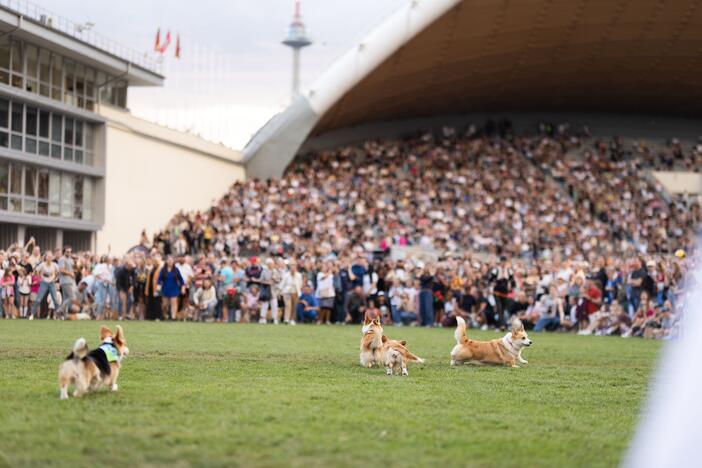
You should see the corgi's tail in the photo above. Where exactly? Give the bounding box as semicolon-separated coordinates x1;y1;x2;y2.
455;317;469;345
68;338;88;359
405;350;425;364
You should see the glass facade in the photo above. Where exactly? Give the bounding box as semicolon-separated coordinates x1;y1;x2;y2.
0;35;128;110
0;97;95;166
0;159;92;221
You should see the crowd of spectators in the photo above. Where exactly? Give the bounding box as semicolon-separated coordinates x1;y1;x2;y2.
1;123;698;340
0;239;691;340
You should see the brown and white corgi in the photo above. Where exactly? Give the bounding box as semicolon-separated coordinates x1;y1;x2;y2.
450;317;532;367
360;317;384;368
58;325;129;399
380;336;425;376
360;317;424;375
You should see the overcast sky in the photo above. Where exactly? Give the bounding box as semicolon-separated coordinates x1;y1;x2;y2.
38;0;408;148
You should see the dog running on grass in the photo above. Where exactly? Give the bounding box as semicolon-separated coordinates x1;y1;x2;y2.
360;317;424;376
450;317;532;367
58;325;129;399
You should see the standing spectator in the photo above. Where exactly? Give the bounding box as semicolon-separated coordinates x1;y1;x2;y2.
258;258;279;324
29;252;60;320
92;256;112;319
57;246;77;320
115;258;135;320
2;267;15;318
315;262;335;324
17;267;31;318
281;260;302;325
157;256;185;320
345;285;367;324
489;257;514;329
418;265;435;327
145;255;162;321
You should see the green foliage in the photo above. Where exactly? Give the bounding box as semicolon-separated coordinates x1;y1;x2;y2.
0;321;661;467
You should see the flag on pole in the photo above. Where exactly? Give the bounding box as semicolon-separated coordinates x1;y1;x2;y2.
159;31;171;54
175;34;181;59
154;28;161;51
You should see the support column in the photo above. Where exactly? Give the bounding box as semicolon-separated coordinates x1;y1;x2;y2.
17;225;25;245
55;229;63;250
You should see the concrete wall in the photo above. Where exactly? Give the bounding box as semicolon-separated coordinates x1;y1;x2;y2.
96;106;244;255
651;171;702;195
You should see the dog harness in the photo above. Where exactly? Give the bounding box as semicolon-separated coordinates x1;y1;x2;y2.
98;342;120;363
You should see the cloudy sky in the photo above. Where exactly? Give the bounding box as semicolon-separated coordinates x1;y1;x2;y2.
37;0;408;148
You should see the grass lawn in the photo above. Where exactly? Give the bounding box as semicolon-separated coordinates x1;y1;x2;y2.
0;321;661;467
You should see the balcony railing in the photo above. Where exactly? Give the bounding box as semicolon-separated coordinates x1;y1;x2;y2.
0;0;162;75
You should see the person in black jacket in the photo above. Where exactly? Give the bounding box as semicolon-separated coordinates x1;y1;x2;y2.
114;259;135;320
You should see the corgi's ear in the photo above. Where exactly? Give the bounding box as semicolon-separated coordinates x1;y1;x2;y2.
381;335;388;343
99;325;111;339
364;316;372;325
400;340;407;346
114;326;125;346
373;318;380;325
511;319;524;333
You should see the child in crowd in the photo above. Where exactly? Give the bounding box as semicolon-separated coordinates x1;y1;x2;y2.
2;268;15;319
241;285;259;323
18;268;31;318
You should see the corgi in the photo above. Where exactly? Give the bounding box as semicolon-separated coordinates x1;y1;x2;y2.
360;317;425;375
380;336;425;376
58;325;129;399
450;317;532;367
360;317;384;368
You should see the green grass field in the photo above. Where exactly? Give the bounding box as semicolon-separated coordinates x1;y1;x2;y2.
0;321;661;467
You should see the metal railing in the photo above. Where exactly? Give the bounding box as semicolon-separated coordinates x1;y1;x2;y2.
0;0;162;75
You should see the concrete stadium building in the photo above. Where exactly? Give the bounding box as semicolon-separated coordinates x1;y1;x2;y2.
244;0;702;185
0;4;244;254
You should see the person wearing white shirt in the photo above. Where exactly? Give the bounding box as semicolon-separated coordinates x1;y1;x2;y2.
92;256;111;319
388;282;404;324
316;262;335;324
281;261;303;325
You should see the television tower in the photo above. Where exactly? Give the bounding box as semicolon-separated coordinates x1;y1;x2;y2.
282;0;312;99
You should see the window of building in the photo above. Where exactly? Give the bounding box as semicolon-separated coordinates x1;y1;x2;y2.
0;159;7;210
23;165;36;214
48;170;60;216
63;60;75;107
0;98;95;166
38;49;51;98
25;105;37;154
10;39;22;89
38;109;49;156
75;63;85;108
51;54;62;101
25;44;38;94
9;162;21;212
0;98;7;148
37;169;48;215
0;160;94;221
10;101;22;151
0;36;10;85
0;35;127;111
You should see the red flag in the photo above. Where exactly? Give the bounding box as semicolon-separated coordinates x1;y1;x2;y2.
154;28;161;51
159;31;171;54
175;34;181;59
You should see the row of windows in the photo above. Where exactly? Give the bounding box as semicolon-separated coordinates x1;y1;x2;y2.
0;36;128;111
0;97;95;165
0;159;93;221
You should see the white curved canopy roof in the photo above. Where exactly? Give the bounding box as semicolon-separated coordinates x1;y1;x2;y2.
245;0;702;178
